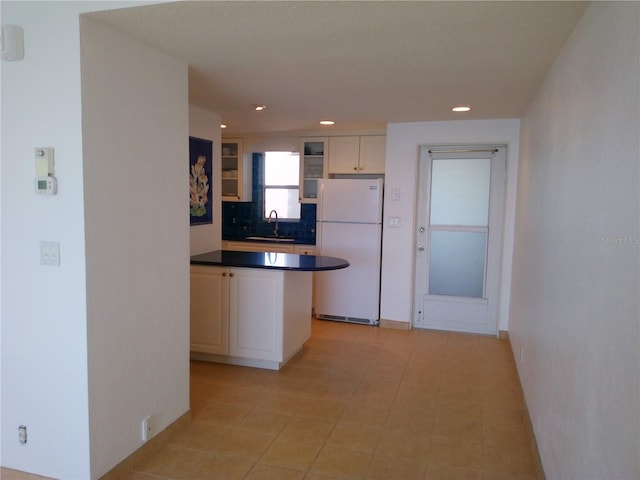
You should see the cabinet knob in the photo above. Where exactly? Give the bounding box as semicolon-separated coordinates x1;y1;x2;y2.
222;272;227;277
229;272;235;277
353;166;358;171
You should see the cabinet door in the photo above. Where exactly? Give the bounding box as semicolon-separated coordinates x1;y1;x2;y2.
359;136;386;174
299;137;328;203
190;266;229;355
229;269;283;362
328;136;360;174
221;139;252;201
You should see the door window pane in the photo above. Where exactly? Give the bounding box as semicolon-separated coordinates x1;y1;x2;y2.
428;230;486;298
430;158;491;226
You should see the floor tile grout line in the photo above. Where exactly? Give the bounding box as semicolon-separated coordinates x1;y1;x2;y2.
174;320;542;480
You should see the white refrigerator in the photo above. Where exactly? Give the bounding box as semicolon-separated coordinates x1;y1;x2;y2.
315;178;383;325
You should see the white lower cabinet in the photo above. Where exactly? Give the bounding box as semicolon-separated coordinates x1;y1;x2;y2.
228;268;282;362
190;265;312;369
190;266;229;355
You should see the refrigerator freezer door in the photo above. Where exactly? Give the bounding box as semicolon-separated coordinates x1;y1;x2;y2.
315;222;382;323
318;178;383;224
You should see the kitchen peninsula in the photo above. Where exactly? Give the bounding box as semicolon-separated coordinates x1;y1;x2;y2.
190;250;349;370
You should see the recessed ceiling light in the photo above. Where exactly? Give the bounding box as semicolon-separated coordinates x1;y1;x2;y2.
452;106;471;112
252;104;266;111
220;124;227;129
320;120;335;125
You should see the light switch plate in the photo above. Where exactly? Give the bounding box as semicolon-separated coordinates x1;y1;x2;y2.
40;241;60;266
35;147;54;176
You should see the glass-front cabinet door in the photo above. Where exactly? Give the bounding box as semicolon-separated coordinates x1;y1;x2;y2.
221;138;251;202
299;137;328;203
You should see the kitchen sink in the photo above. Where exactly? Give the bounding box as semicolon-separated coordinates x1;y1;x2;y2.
245;236;296;243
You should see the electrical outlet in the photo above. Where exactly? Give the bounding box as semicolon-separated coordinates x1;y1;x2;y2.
18;425;27;444
40;241;60;266
142;415;153;441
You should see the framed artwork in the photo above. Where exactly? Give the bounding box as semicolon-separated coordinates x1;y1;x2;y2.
189;136;213;225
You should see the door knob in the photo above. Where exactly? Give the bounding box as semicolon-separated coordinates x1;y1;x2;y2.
417;245;425;252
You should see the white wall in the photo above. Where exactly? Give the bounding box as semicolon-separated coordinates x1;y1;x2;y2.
381;119;520;331
1;3;101;477
0;2;188;478
81;18;190;479
509;3;639;479
190;105;222;255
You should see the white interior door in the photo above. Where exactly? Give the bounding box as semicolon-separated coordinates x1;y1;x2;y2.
413;146;506;334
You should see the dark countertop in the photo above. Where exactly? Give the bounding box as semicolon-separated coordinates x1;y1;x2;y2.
191;250;349;272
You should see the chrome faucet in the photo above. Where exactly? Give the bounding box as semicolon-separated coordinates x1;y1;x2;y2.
267;209;279;237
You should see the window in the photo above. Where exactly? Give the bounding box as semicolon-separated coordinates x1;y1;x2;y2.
264;151;301;220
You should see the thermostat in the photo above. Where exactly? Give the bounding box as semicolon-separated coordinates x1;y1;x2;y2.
34;176;57;195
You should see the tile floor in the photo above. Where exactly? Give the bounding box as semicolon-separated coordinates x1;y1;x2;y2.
127;319;544;480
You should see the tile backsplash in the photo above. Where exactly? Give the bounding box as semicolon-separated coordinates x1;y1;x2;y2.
222;153;316;243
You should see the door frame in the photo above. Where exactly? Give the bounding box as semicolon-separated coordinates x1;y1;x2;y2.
413;145;507;335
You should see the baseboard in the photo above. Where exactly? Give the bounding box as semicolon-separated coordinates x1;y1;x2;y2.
99;411;191;480
0;413;190;480
379;318;411;330
504;335;546;479
0;467;54;480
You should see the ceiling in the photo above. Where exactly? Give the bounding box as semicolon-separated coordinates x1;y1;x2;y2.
87;1;588;135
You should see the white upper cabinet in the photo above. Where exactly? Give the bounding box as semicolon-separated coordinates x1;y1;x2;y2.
328;135;385;174
359;135;386;174
299;137;328;203
221;138;252;202
328;136;360;174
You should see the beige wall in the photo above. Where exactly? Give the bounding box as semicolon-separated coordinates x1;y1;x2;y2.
81;17;190;478
381;119;521;332
509;3;640;478
1;2;186;479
